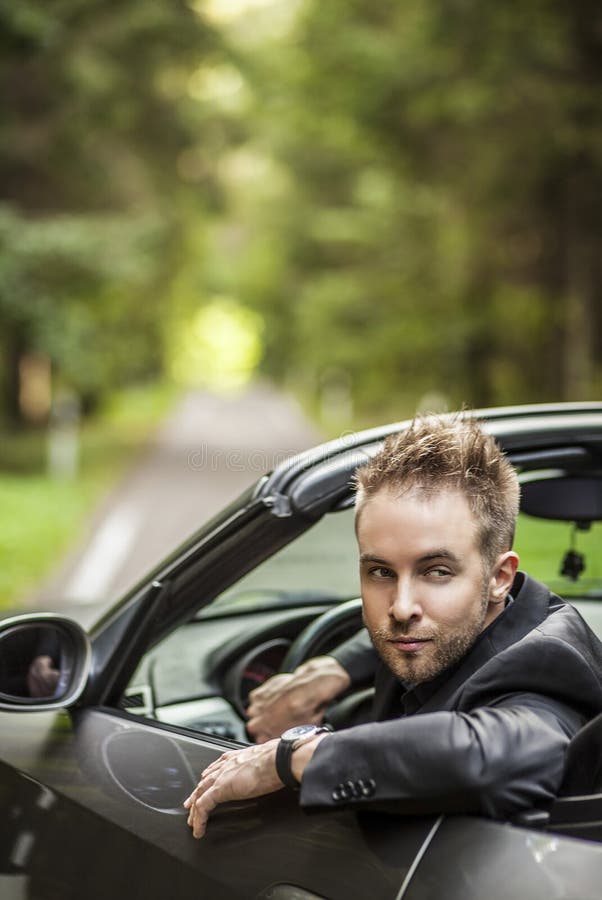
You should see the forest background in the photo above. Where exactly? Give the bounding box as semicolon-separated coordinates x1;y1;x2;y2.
0;0;600;605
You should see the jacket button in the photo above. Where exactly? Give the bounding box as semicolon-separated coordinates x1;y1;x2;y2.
347;780;361;798
358;778;376;797
332;783;349;802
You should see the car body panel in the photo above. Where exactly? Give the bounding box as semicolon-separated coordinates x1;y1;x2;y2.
3;706;602;899
402;816;602;900
0;708;434;899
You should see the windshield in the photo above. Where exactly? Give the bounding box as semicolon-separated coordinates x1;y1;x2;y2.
200;503;601;625
199;507;359;617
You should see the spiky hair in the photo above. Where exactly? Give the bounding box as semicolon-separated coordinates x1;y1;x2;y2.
354;414;520;566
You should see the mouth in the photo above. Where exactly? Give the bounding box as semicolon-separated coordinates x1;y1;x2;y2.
388;636;432;653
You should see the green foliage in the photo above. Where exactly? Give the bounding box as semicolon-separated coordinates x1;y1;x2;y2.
0;0;223;421
202;0;601;424
0;207;170;403
0;470;106;609
0;0;220;210
0;0;600;429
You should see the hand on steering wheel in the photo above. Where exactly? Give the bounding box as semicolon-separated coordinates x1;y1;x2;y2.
246;656;351;742
246;599;362;742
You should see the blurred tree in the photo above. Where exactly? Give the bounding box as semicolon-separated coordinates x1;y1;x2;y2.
0;208;169;419
0;0;222;424
207;0;601;421
1;0;599;427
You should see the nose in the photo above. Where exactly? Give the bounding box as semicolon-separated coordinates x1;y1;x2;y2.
389;578;422;624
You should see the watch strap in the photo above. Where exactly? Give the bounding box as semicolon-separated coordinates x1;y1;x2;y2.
276;738;300;790
276;726;332;790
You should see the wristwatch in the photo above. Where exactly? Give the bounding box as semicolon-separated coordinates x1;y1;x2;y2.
276;724;332;790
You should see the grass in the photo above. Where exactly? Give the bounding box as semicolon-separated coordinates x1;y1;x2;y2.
515;514;601;598
0;382;179;611
0;473;109;608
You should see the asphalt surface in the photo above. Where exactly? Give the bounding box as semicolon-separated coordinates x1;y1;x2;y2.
28;384;321;627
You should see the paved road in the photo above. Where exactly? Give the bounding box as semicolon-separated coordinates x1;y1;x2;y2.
29;384;321;626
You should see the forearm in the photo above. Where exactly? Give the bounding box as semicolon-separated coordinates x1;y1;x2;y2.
299;701;581;819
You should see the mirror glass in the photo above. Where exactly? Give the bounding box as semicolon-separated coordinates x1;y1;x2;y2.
0;623;66;701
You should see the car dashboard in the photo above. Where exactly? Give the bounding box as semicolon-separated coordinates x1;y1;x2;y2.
122;600;349;741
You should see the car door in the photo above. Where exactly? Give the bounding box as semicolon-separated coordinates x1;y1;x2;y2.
0;704;441;900
0;494;438;900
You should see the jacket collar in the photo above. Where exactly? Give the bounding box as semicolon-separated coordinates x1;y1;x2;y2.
374;572;555;719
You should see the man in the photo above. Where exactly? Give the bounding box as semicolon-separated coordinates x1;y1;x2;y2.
184;415;602;838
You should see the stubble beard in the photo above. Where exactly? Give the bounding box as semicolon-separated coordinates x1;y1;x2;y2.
367;586;490;687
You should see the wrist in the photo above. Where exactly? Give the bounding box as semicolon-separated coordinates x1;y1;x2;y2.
290;732;330;783
276;725;332;790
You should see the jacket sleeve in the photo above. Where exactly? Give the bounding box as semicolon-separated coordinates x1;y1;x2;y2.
300;694;585;819
300;625;602;819
329;628;378;685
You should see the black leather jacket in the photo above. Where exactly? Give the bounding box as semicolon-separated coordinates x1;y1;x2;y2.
302;573;602;818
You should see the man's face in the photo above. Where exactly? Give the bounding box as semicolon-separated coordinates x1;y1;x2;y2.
357;486;502;686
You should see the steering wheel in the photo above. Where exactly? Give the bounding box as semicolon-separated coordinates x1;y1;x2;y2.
279;598;363;672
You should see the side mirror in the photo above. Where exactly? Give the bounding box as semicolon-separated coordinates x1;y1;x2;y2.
0;614;91;711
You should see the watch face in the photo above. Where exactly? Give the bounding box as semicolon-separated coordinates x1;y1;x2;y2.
282;724;319;742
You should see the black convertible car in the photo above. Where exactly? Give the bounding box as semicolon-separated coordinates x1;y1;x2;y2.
1;403;602;899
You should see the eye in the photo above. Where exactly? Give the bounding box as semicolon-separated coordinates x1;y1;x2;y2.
426;566;453;579
368;566;395;579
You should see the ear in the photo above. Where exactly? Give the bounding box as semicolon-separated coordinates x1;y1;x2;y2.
488;551;520;604
483;551;519;628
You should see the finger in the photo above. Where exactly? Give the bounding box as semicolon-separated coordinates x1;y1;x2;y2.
187;803;195;825
246;695;270;717
248;674;293;705
249;676;285;700
191;751;232;787
247;683;268;703
184;772;221;810
184;785;200;810
245;716;263;735
185;775;214;822
184;765;221;809
191;785;220;839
